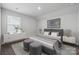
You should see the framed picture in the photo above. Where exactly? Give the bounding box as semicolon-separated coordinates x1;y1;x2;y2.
47;18;61;28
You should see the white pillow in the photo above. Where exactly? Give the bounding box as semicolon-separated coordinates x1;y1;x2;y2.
44;32;49;36
51;32;58;37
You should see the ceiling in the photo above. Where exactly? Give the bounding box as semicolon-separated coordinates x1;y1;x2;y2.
1;3;78;17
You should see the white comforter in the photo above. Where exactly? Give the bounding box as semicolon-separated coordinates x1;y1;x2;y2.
29;35;59;49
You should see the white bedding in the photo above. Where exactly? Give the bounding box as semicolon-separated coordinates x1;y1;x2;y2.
37;34;61;43
37;34;76;44
29;35;59;49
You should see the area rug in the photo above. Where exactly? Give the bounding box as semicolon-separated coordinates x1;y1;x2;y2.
11;42;46;55
11;42;29;55
60;45;76;55
11;42;76;55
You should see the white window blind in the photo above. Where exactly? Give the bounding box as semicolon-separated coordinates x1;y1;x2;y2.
7;15;21;34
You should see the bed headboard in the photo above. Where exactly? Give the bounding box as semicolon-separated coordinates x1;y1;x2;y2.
44;29;63;42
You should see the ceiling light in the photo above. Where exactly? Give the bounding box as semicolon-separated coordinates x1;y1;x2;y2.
37;6;41;10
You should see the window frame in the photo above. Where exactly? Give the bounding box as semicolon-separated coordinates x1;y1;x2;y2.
7;15;21;34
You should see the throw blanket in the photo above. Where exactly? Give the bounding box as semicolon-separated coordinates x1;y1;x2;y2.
29;35;61;50
36;34;62;47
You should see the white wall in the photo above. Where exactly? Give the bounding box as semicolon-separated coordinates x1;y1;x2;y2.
37;6;78;43
2;8;37;42
0;7;1;54
0;8;1;33
76;6;79;45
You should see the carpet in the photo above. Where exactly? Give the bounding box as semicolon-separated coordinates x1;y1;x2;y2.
11;42;76;55
12;42;46;55
12;42;29;55
60;45;76;55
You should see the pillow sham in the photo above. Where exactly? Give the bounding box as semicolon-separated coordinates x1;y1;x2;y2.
51;32;59;37
44;32;49;36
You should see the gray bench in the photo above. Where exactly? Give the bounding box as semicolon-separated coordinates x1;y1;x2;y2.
29;42;42;55
23;38;33;51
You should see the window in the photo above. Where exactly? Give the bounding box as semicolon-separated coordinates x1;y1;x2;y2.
7;15;21;34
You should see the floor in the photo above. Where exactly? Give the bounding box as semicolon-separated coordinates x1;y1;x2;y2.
76;48;79;55
1;41;79;55
1;44;15;55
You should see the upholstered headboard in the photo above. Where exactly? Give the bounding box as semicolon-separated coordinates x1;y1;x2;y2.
44;29;63;42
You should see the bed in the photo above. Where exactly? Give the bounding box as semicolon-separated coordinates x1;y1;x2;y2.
29;29;63;55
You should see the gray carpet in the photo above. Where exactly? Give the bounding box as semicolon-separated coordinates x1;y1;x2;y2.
11;42;76;55
12;42;29;55
59;45;76;55
11;42;46;55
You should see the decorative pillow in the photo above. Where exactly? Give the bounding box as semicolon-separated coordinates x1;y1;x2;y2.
44;32;49;36
51;32;58;37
